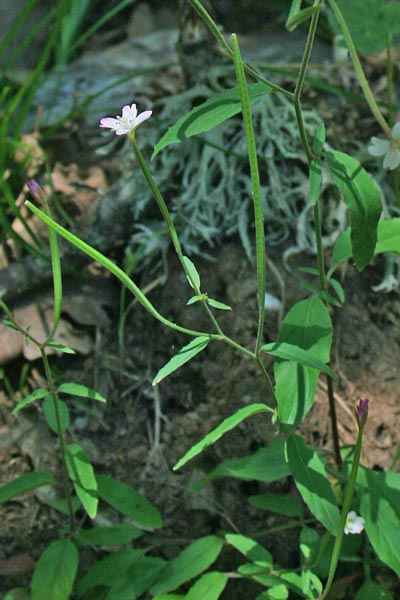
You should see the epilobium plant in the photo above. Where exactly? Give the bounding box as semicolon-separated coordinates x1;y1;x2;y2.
2;0;400;598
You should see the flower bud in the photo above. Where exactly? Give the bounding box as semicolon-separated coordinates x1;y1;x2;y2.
355;398;369;429
26;179;47;204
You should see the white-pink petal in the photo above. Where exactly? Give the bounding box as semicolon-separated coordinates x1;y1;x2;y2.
392;122;400;140
133;110;152;127
368;137;390;157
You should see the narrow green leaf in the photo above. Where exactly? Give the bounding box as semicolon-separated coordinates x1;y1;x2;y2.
225;533;273;564
261;341;336;379
286;435;340;535
187;295;202;306
76;549;144;598
42;397;70;434
191;438;289;492
47;342;76;354
0;471;55;505
313;122;326;155
359;468;400;576
152;336;210;386
249;494;304;518
12;388;50;414
57;382;107;402
328;277;345;304
152;82;272;157
309;159;322;206
325;151;381;270
76;524;143;546
31;539;78;600
65;443;98;519
185;571;228;600
106;556;167;600
183;256;201;290
96;474;162;529
173;403;274;471
328;228;351;275
207;298;232;310
1;319;19;330
274;297;332;428
150;536;224;595
286;5;321;31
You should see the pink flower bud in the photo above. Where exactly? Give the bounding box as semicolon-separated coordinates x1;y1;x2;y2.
355;398;369;429
27;179;47;203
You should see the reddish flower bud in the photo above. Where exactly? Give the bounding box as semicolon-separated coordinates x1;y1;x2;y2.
355;398;369;429
27;179;46;203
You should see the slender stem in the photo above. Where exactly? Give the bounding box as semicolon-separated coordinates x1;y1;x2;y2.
186;0;293;98
293;0;323;163
320;422;365;599
255;357;277;407
26;200;215;339
386;34;394;128
44;203;62;344
328;0;390;136
40;348;75;533
231;34;266;356
326;374;342;469
130;137;224;336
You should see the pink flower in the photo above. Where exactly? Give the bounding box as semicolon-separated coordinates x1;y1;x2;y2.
368;123;400;170
99;103;152;136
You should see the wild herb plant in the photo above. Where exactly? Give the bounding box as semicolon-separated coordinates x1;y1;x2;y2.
2;0;400;598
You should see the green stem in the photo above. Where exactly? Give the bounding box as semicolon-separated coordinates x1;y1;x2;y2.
231;34;266;356
44;203;62;344
26;200;214;339
130;137;224;336
320;423;365;599
328;0;390;136
293;0;323;162
186;0;293;98
40;348;75;534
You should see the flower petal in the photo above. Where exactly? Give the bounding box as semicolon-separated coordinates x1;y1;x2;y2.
122;103;137;121
99;117;120;129
368;137;390;157
383;146;400;170
133;110;153;128
392;122;400;140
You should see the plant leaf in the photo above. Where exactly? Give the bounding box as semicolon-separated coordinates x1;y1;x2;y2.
42;397;70;434
0;471;55;504
173;403;274;471
47;342;76;354
286;435;340;536
12;388;50;414
261;341;336;379
76;524;143;547
185;572;228;600
183;255;201;290
207;298;232;310
152;82;272;157
31;539;78;600
65;443;98;519
225;533;273;564
359;468;400;576
57;382;107;403
325;151;381;270
149;536;224;595
249;494;304;518
309;159;322;206
96;474;162;530
274;296;332;428
152;336;210;386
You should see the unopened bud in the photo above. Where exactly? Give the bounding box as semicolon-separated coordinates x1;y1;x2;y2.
26;179;47;204
355;398;369;429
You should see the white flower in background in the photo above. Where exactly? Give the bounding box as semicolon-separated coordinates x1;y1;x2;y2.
368;122;400;170
344;511;365;535
99;103;152;136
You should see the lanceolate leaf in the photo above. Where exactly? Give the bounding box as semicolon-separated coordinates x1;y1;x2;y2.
96;474;162;530
152;82;272;157
325;151;381;270
152;336;210;386
12;388;50;414
57;382;107;402
65;443;98;519
274;296;332;428
31;539;78;600
261;342;336;379
0;471;55;505
286;435;340;536
150;536;224;595
329;218;400;275
185;571;228;600
173;403;274;471
183;256;201;290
